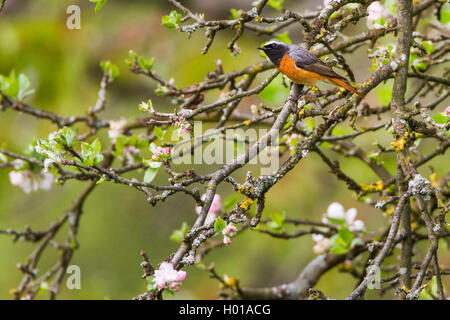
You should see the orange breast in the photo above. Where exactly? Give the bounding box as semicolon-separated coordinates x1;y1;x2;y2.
277;55;324;85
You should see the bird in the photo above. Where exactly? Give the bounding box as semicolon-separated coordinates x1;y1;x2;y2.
257;41;364;98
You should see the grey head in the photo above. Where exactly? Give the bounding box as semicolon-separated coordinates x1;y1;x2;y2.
257;40;290;67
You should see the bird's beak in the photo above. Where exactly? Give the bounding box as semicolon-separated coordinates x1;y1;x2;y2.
257;47;264;50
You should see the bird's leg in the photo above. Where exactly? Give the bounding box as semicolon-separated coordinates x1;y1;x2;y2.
287;82;304;103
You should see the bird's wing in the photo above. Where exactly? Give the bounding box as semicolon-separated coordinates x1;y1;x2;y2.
300;62;347;81
289;47;347;81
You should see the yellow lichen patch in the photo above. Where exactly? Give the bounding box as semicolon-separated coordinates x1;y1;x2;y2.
223;275;239;288
385;205;395;216
430;173;440;188
253;65;262;72
411;221;418;230
238;186;251;194
436;197;444;208
360;180;383;193
338;261;352;271
402;285;410;293
240;198;254;210
243;120;251;126
298;109;305;115
391;136;407;152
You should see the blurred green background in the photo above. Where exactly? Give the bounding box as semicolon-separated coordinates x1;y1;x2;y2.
0;0;448;299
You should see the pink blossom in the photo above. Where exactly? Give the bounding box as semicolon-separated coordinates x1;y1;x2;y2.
222;222;237;245
151;146;171;160
223;222;237;236
9;170;53;193
153;262;186;290
345;208;357;224
367;1;385;22
285;133;299;148
195;194;223;215
323;202;365;232
223;236;232;245
326;202;345;220
108;119;127;142
218;91;229;101
323;0;331;7
39;171;53;190
312;234;332;254
174;117;191;136
446;106;450;115
122;146;140;165
350;220;365;232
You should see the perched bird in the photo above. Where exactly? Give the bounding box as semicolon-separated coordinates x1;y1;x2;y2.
257;41;364;98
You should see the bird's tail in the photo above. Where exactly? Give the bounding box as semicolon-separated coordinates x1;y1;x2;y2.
330;77;364;98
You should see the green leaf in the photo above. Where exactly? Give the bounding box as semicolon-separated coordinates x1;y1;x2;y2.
214;217;227;233
17;73;34;101
351;238;363;247
329;234;350;254
80;139;103;166
138;99;153;112
170;222;190;243
69;239;78;249
143;159;161;169
149;142;158;154
329;246;349;254
420;276;446;300
338;226;355;245
267;0;284;10
153;126;164;140
304;118;315;134
0;71;35;101
326;216;346;225
144;166;160;183
432;112;448;124
113;135;148;160
155;83;169;96
96;176;105;184
37;282;49;295
100;60;120;80
230;8;244;19
162;10;182;29
440;3;450;24
421;41;435;54
137;56;154;72
367;152;383;165
268;211;285;231
413;60;428;72
146;276;158;292
90;0;107;13
0;71;19;99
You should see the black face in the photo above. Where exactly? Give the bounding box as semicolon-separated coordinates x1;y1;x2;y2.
257;41;289;67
